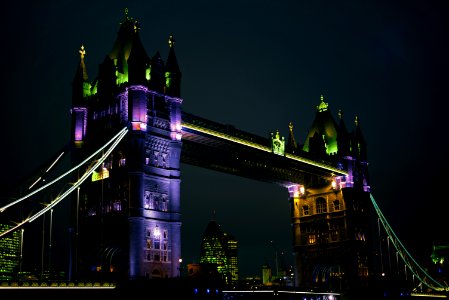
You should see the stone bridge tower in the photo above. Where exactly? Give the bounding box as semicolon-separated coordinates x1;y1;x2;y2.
70;11;183;281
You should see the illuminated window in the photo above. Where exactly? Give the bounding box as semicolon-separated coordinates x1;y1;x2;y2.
113;200;122;211
146;239;152;249
162;197;168;211
308;234;316;244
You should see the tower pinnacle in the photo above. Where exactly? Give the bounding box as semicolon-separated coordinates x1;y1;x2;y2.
124;7;129;20
168;34;175;48
79;45;86;59
317;94;329;112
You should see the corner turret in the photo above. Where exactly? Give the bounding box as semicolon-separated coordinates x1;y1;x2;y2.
72;45;90;102
165;35;182;97
71;45;90;148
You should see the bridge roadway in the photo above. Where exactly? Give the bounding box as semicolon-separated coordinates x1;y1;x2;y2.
1;279;446;299
180;112;347;187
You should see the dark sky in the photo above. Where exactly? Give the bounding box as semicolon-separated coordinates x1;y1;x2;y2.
0;0;448;279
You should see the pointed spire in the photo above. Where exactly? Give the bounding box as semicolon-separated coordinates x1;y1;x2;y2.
165;34;182;97
168;34;175;48
72;44;90;101
336;109;350;157
166;34;180;74
78;45;88;81
127;26;150;84
287;121;298;149
124;7;129;20
352;115;367;161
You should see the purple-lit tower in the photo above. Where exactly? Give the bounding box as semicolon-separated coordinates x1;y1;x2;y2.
70;11;183;281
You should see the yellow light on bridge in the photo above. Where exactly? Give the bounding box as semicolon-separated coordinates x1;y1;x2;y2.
92;168;109;182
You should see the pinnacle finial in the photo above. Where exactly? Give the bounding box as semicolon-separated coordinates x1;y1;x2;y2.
79;45;86;59
124;7;129;19
317;94;329;112
355;115;359;126
288;121;294;132
338;109;343;120
168;34;175;48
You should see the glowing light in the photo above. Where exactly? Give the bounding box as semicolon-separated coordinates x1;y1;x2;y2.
28;177;42;190
131;122;146;131
92;168;110;182
299;186;305;195
182;122;347;175
0;127;128;213
331;180;336;189
27;128;128;223
154;225;161;237
45;152;65;173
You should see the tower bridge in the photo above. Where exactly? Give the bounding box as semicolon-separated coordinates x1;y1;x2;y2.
1;10;448;299
181;111;346;186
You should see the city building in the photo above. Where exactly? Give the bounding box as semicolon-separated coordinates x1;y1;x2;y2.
199;217;239;286
0;225;22;280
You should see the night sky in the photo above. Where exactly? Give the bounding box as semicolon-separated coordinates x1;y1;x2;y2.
1;1;448;279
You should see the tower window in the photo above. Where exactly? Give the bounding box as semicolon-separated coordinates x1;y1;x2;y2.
303;205;309;216
333;200;340;211
316;197;327;214
308;234;316;244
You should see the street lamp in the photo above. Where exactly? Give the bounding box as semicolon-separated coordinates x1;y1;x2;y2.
178;258;183;277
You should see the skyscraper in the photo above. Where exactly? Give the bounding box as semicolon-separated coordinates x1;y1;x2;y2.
0;225;22;280
199;216;238;286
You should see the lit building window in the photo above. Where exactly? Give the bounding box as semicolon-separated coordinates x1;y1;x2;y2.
308;234;316;244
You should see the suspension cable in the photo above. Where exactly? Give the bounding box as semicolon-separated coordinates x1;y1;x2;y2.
0;127;128;213
0;127;128;238
370;193;448;292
